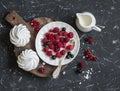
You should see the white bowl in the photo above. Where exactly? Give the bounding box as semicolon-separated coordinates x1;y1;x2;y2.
35;21;80;66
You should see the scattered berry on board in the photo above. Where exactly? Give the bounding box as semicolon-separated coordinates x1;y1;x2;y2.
30;19;40;33
84;50;97;61
39;67;46;73
86;37;94;44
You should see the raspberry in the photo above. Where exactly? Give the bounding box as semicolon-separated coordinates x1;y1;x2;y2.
54;47;60;52
50;34;54;37
56;52;62;58
53;27;60;33
39;67;46;73
49;34;54;41
30;19;34;25
49;29;53;32
54;35;60;40
78;61;86;68
33;21;39;27
42;38;48;43
49;38;54;42
84;50;97;61
85;50;92;56
58;31;63;36
46;33;51;38
30;19;36;26
30;19;40;32
62;31;68;36
60;37;64;42
85;50;93;60
30;19;40;27
91;56;97;61
49;44;54;49
53;40;58;45
88;55;93;60
57;42;63;48
64;37;70;43
46;51;52;56
62;43;66;48
43;46;49;52
60;50;66;55
66;45;73;50
34;26;40;32
67;32;74;38
86;37;94;44
85;54;92;59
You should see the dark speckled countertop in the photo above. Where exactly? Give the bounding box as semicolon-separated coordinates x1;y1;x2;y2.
0;0;120;91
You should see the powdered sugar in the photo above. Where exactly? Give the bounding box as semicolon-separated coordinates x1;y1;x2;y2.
83;68;93;80
112;40;119;44
79;82;82;85
79;68;93;85
0;23;3;28
62;71;66;75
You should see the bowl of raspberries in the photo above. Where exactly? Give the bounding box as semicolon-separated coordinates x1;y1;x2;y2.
35;21;80;66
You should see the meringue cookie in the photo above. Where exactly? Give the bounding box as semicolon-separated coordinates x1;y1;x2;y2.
17;49;39;71
10;24;31;47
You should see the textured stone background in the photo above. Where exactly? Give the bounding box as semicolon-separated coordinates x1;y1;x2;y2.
0;0;120;91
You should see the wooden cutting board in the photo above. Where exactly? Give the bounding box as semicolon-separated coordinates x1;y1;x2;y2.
5;10;67;77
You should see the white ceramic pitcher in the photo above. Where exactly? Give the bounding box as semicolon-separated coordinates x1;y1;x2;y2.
76;12;101;32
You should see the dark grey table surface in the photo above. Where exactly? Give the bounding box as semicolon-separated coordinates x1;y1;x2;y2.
0;0;120;91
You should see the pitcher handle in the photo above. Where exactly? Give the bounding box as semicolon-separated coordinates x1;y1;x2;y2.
92;26;101;32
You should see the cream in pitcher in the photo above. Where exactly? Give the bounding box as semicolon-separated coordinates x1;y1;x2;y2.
76;12;101;32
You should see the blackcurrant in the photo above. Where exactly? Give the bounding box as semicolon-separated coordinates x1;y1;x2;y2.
62;27;66;31
70;54;74;58
43;42;50;47
66;54;71;59
67;51;72;55
51;55;56;60
75;68;82;74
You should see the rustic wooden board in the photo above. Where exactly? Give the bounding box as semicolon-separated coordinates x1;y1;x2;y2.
5;10;67;77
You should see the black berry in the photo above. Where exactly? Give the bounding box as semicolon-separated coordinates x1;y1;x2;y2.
43;42;50;47
75;68;82;74
62;27;66;31
69;54;74;58
66;54;71;59
68;51;72;55
51;55;56;60
66;52;74;59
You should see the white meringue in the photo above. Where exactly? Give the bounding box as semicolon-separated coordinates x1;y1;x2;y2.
10;24;31;47
17;49;39;71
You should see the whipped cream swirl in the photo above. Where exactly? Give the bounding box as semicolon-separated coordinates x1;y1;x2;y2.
17;49;39;71
10;24;31;47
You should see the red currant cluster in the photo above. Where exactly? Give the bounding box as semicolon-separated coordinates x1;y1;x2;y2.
30;19;40;32
86;37;94;44
38;62;46;73
42;27;74;60
76;37;97;73
85;50;97;61
39;67;46;73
